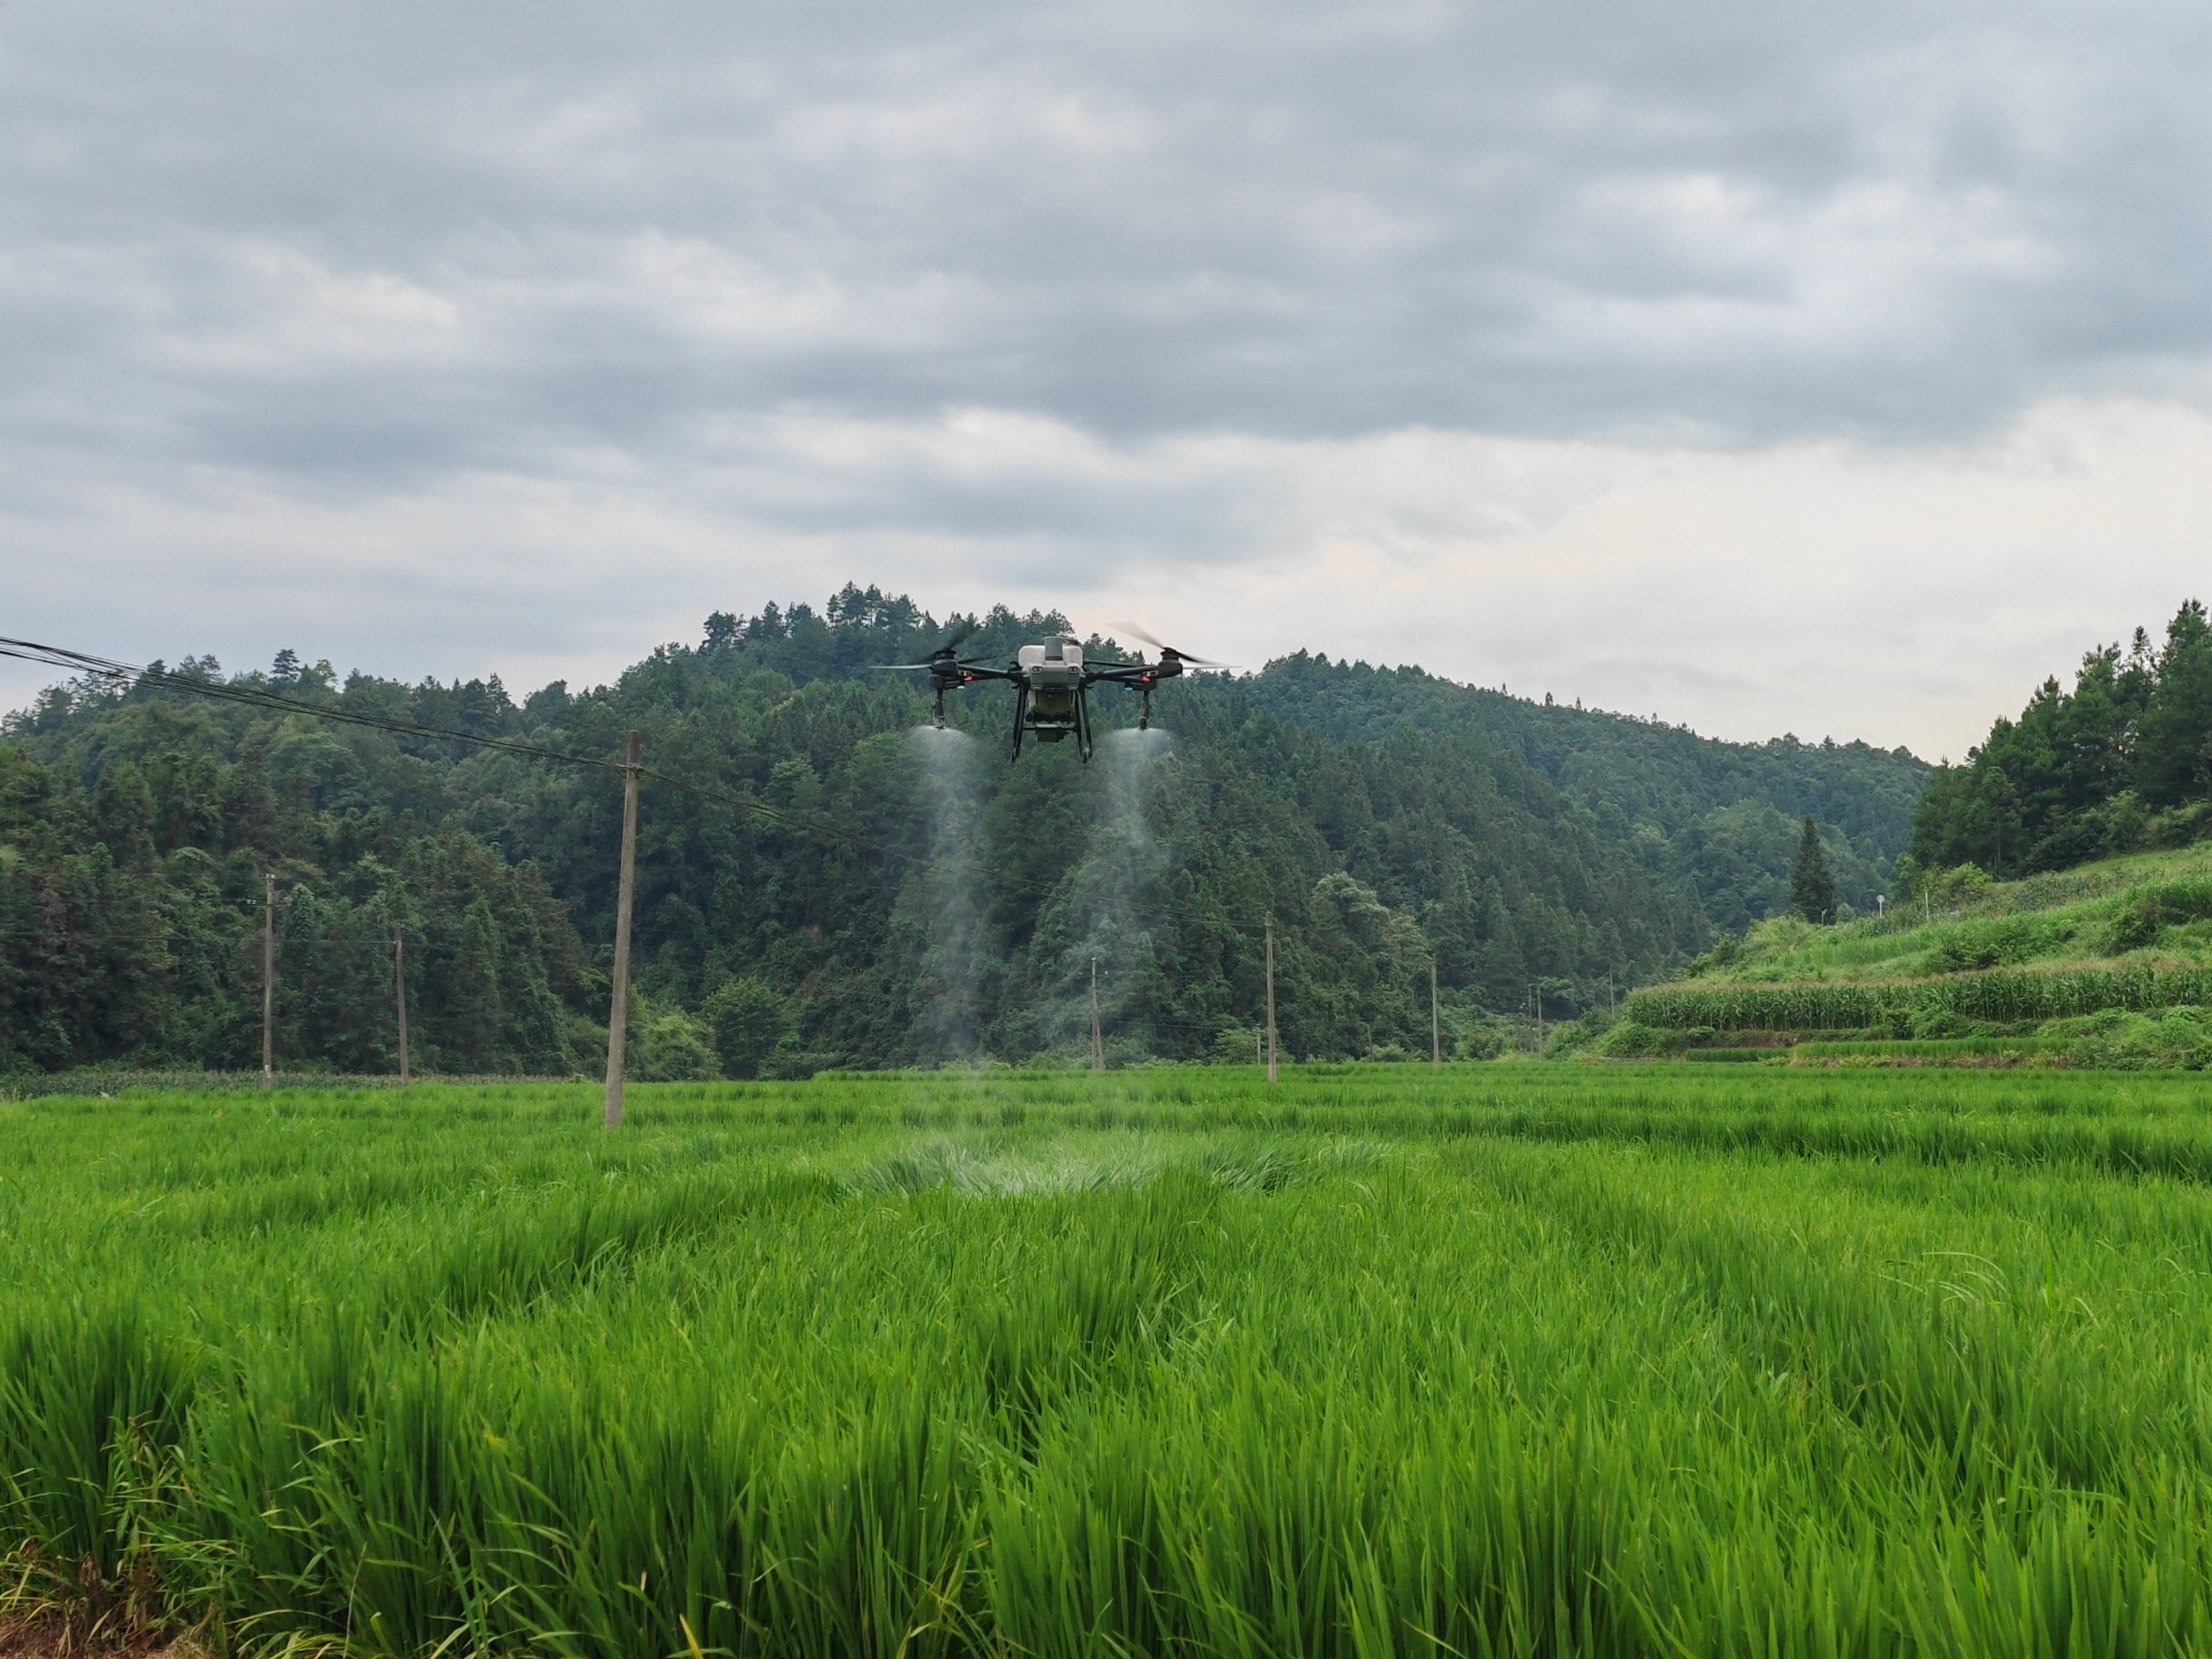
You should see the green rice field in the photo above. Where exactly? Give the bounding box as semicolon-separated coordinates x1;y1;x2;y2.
9;1064;2212;1656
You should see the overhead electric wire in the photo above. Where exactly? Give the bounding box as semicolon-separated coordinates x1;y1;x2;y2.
2;636;631;773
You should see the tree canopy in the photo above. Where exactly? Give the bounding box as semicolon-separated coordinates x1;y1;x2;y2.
1908;600;2212;881
3;584;1931;1074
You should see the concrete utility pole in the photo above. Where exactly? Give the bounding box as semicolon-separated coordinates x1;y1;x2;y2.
261;873;275;1089
1090;959;1105;1072
1265;920;1278;1084
603;731;643;1129
1431;957;1441;1065
392;922;410;1086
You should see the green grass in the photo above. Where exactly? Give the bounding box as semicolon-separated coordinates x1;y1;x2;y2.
11;1066;2212;1656
1684;844;2212;989
1788;1036;2069;1059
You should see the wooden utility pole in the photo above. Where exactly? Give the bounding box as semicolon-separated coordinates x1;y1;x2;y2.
261;873;275;1089
1090;959;1105;1072
392;922;410;1086
603;731;643;1129
1431;957;1441;1065
1265;921;1278;1084
1532;981;1544;1052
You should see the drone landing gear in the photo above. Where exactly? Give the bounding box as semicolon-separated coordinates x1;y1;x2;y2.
933;687;948;730
1007;683;1096;761
1138;688;1153;731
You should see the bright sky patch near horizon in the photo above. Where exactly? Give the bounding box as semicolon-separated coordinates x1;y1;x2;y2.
2;0;2205;761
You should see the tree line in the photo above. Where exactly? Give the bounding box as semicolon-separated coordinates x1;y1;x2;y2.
3;584;1930;1075
1907;599;2212;882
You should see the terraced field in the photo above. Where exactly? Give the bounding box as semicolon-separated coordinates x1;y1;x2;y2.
1598;844;2212;1067
7;1065;2212;1656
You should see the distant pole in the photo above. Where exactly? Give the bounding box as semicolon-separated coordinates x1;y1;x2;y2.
1430;957;1440;1065
1090;958;1105;1073
261;873;275;1089
1265;921;1278;1084
603;731;643;1129
392;922;410;1086
1533;981;1543;1052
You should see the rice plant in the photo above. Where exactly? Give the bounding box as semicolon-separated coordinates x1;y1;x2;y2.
8;1068;2212;1655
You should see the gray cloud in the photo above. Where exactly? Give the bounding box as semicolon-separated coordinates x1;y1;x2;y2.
1;0;2205;754
4;0;2203;481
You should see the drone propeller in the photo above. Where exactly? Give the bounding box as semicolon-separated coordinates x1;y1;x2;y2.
1108;622;1237;670
873;653;994;673
871;620;994;672
930;619;983;656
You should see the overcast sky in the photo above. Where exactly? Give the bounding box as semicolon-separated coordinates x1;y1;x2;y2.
3;0;2205;759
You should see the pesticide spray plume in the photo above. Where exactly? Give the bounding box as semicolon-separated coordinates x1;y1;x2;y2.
1045;725;1174;1064
905;725;984;1064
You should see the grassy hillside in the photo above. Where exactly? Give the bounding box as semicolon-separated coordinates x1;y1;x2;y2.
1584;844;2212;1068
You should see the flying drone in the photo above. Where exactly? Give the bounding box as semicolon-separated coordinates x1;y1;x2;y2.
878;624;1233;761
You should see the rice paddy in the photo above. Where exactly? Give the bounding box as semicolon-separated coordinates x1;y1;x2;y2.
8;1063;2212;1656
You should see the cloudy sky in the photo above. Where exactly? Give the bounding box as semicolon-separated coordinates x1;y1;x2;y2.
3;0;2205;758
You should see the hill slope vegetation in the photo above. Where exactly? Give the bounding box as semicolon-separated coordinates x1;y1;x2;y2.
1600;844;2212;1068
2;585;1927;1075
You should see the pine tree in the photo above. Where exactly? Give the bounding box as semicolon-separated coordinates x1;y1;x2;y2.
1791;817;1837;923
2136;599;2211;807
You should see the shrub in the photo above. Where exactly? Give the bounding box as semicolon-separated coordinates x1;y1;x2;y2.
2103;878;2212;955
1451;1015;1513;1061
1593;1022;1716;1057
1925;916;2056;972
704;978;798;1080
629;997;721;1082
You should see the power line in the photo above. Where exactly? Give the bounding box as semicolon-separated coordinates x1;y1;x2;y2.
2;636;629;773
0;635;940;874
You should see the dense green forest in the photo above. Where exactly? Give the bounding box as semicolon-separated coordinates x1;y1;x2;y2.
1907;599;2212;880
1;584;1929;1076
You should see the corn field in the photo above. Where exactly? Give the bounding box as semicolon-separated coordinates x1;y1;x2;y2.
9;1068;2212;1656
1626;962;2212;1030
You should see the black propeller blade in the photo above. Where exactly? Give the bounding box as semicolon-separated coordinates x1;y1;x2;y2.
1108;622;1238;670
933;619;983;656
871;618;990;672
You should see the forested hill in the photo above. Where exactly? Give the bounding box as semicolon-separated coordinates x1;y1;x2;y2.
709;591;1929;930
3;584;1923;1076
1225;655;1925;932
1906;599;2212;879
